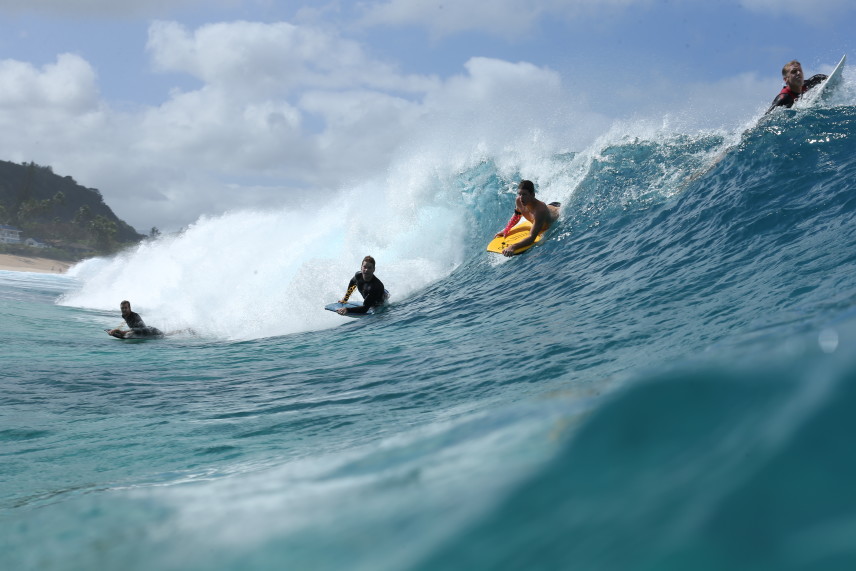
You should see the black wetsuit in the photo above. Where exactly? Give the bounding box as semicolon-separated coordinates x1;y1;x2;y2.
766;74;827;114
344;272;386;314
122;311;163;337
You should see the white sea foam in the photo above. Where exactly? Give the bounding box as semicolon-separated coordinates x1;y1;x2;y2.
61;183;468;339
58;105;607;340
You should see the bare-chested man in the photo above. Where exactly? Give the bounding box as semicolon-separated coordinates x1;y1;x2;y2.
496;180;560;256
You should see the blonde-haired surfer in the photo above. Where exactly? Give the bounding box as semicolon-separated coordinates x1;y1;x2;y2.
766;60;827;114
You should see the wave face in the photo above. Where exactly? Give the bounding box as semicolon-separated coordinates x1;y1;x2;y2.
5;99;856;570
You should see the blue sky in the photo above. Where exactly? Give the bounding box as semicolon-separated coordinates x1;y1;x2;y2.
0;0;854;231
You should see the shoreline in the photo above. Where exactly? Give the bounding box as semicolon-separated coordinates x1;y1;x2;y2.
0;253;72;274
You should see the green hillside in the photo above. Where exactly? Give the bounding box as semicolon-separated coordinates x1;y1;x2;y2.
0;160;145;260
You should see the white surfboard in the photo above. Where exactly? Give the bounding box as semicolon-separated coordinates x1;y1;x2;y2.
799;54;846;107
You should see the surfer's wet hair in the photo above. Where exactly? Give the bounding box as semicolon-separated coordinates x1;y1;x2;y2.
782;60;801;77
518;180;535;194
362;256;376;266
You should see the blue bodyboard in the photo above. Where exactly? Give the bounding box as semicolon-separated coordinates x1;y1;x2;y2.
325;301;374;318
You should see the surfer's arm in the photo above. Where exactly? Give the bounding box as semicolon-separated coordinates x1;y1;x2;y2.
804;74;828;91
124;312;146;329
341;298;373;314
349;283;385;314
496;210;522;238
519;215;546;248
346;304;371;314
340;282;357;303
766;93;790;114
343;281;385;314
502;214;545;256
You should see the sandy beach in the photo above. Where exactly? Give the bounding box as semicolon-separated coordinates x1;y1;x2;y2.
0;254;72;274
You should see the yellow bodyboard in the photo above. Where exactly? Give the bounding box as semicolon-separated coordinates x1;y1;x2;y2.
486;220;544;255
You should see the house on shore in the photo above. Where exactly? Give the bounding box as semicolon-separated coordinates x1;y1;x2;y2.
0;224;22;244
24;237;47;248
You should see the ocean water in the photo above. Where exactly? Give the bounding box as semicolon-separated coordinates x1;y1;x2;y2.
4;92;856;569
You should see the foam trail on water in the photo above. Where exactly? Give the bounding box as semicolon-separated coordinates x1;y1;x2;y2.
62;175;468;340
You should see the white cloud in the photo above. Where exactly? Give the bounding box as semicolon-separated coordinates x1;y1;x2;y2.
0;54;100;112
0;54;116;176
0;20;442;231
0;16;765;233
137;20;446;205
357;0;652;36
146;20;437;95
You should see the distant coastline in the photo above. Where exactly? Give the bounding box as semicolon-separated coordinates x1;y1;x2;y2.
0;253;71;274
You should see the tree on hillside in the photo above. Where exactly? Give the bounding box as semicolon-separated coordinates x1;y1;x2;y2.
16;162;36;206
17;199;46;222
73;205;93;226
17;192;67;223
0;158;144;256
90;215;117;250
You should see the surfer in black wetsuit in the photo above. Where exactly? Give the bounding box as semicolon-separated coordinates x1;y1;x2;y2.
107;300;163;338
338;256;388;315
766;60;827;114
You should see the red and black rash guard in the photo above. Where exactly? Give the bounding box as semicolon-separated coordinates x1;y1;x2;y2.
342;272;386;314
766;74;828;114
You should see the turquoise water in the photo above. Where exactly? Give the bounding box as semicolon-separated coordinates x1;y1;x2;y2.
4;99;856;569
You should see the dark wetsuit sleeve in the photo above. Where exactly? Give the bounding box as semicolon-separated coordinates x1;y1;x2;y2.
766;74;830;115
804;74;828;91
767;92;794;114
124;312;146;329
341;276;358;302
348;277;386;314
125;311;162;336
